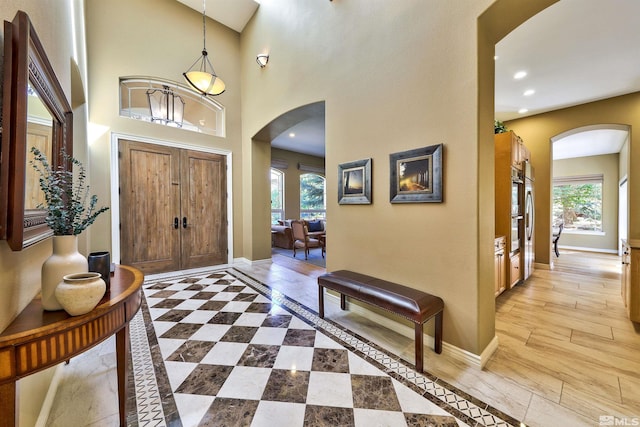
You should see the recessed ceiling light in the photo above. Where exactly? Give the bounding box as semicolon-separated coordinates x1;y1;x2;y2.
289;132;295;138
513;71;527;80
523;89;535;96
518;108;528;114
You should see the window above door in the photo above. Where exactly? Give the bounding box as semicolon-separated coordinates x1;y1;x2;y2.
119;77;225;137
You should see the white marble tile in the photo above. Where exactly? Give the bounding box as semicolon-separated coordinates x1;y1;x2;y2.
347;352;386;376
222;301;253;312
306;371;354;407
211;291;237;301
251;327;288;345
216;366;271;400
174;299;207;311
200;342;248;366
164;360;197;391
173;393;214;427
314;331;345;349
189;323;231;341
251;401;306;427
153;321;180;337
353;408;408;427
392;378;450;416
181;309;216;324
289;316;315;330
273;345;315;372
235;312;268;326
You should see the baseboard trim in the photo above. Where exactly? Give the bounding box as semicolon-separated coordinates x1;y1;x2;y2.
233;257;271;266
35;363;65;427
323;292;487;369
558;245;618;254
534;262;551;270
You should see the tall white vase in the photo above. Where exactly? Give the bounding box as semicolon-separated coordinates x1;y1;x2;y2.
41;235;88;311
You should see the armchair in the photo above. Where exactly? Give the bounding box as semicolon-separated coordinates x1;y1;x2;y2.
291;220;324;260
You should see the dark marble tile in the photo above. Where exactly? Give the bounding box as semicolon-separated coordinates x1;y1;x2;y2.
311;348;350;373
185;284;206;291
224;285;246;293
199;300;230;311
156;309;193;323
404;413;459;426
147;282;173;290
150;290;179;298
198;398;258;427
261;314;292;328
175;364;234;395
207;273;226;279
208;312;242;325
160;323;203;339
179;277;201;283
220;326;259;343
245;302;272;313
237;344;279;368
304;405;354;427
214;279;233;285
351;374;401;411
261;369;310;403
282;329;316;347
166;340;216;363
233;293;258;302
152;299;184;309
191;291;218;300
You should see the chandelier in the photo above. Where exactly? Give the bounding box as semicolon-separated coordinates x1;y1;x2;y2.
183;0;225;96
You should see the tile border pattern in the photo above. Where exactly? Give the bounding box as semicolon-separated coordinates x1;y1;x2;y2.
129;267;522;427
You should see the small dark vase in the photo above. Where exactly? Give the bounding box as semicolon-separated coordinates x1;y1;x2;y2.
87;251;111;289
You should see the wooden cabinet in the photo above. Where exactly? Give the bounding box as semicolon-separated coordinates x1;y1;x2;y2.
510;252;521;288
621;240;640;322
494;236;506;297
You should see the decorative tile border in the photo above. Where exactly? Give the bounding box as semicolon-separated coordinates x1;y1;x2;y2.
132;267;523;427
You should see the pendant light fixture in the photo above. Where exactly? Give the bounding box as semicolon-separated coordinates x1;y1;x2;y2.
183;0;226;96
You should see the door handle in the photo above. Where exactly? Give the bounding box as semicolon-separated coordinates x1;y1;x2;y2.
174;217;179;229
183;217;187;229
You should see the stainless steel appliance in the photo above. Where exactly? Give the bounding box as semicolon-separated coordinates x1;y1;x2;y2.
510;168;523;255
523;161;535;280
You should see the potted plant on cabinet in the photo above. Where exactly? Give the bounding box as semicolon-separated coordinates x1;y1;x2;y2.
30;147;109;310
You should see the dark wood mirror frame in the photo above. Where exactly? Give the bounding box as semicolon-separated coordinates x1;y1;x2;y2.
0;11;73;251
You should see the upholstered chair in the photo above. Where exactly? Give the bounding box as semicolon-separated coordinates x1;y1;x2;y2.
291;220;323;260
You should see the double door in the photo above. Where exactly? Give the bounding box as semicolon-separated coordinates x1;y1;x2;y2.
119;140;227;274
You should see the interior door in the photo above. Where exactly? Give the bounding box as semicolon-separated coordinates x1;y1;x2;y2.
119;140;181;273
119;140;227;273
180;149;227;269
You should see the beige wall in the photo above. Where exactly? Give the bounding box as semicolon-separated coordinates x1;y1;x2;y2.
84;0;244;259
0;1;85;423
553;154;619;251
241;0;558;354
506;92;640;266
271;148;325;221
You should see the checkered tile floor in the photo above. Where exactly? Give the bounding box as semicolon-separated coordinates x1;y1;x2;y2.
129;268;519;427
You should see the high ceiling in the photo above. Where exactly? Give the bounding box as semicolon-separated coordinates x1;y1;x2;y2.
181;0;640;159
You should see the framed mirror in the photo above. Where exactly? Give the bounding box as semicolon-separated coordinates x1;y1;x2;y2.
0;11;73;250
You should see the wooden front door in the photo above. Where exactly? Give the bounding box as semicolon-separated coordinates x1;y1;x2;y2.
119;139;227;274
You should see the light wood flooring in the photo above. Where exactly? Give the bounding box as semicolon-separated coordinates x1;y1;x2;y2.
259;248;640;426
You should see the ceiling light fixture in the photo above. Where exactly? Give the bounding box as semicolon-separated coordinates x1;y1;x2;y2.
183;0;226;96
256;54;269;68
513;71;527;80
523;89;535;96
518;108;529;114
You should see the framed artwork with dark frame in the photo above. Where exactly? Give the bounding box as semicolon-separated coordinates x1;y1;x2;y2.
389;144;443;203
338;158;372;204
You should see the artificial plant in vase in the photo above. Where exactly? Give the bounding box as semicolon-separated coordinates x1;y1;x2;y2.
30;146;109;311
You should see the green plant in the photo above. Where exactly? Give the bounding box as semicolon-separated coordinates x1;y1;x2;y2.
30;146;109;235
494;119;508;134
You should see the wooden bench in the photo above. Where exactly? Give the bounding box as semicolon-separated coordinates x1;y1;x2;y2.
317;270;443;373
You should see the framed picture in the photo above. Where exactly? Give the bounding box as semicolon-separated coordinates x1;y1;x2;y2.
338;158;372;204
389;144;443;203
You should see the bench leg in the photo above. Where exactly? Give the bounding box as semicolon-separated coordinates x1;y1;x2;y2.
318;286;325;318
340;294;346;310
434;311;443;354
414;323;423;373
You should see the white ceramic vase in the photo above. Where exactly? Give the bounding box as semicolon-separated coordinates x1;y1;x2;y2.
41;235;88;311
55;272;106;316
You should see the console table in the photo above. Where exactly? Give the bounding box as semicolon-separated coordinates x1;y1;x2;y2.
0;264;144;427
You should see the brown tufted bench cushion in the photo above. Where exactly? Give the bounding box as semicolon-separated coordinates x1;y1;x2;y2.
317;270;443;373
